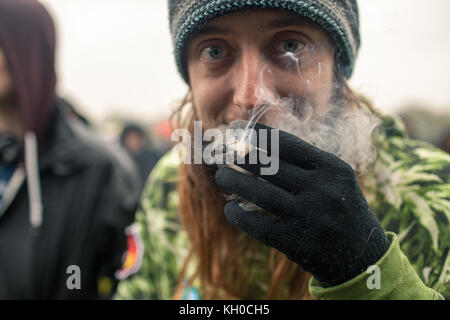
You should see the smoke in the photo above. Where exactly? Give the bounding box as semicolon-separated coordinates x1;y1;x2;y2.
223;53;381;175
269;100;381;174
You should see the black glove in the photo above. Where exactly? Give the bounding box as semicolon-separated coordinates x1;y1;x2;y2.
215;123;390;287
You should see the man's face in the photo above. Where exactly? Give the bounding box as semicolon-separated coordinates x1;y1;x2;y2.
187;9;336;130
0;49;12;101
124;131;144;153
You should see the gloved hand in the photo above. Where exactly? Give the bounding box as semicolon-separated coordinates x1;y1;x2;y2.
215;123;390;287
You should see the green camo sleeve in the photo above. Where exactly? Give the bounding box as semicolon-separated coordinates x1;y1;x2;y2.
309;232;444;300
114;151;188;300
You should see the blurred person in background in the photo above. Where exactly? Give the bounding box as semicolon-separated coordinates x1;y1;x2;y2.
120;123;162;188
117;0;450;300
0;0;141;299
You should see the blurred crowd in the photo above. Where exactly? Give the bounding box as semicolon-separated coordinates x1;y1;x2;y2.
92;116;172;188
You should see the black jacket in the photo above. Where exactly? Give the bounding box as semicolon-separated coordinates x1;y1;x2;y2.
0;101;141;299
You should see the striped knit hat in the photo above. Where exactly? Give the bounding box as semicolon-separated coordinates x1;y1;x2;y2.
169;0;360;83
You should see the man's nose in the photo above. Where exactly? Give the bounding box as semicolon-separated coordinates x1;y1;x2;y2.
232;49;267;111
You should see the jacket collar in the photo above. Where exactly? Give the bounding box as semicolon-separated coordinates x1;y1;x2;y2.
38;99;89;176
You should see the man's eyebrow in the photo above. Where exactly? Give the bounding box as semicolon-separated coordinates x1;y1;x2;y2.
266;18;316;30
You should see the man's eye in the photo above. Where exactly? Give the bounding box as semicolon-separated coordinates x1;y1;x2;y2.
280;39;305;54
201;45;225;61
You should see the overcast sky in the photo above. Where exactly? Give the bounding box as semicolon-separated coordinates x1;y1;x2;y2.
39;0;450;124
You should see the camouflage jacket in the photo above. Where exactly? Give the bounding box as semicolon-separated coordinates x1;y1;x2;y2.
115;114;450;300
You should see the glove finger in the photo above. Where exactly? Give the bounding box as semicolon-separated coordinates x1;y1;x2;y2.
224;200;275;245
250;122;332;169
215;167;294;216
234;156;311;194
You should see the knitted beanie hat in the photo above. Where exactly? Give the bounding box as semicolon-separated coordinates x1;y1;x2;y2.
169;0;360;83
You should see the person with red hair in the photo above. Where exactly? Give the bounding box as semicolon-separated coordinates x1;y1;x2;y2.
117;0;450;300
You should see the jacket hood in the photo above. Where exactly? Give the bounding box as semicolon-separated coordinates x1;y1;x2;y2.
0;0;57;147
